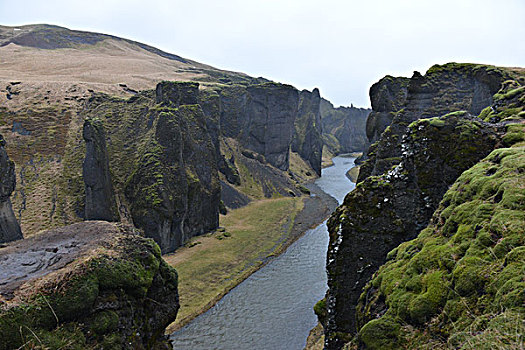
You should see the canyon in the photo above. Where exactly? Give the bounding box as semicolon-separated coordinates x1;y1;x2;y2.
0;24;523;350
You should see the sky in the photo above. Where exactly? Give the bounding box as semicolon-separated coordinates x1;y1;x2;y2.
1;0;524;107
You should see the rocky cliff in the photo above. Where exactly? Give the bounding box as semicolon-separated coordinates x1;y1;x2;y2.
320;64;525;349
365;76;409;146
321;99;371;156
220;82;299;171
78;82;220;254
358;63;509;182
292;89;323;176
0;221;179;350
82;118;119;222
0;134;22;243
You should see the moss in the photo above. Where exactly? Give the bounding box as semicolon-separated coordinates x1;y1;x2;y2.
493;86;525;101
355;146;525;348
358;316;404;350
314;298;328;325
89;310;119;336
502;123;525;147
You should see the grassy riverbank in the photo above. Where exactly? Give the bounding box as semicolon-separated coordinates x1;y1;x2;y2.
164;197;304;332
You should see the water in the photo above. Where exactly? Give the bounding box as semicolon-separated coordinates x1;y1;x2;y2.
170;156;357;350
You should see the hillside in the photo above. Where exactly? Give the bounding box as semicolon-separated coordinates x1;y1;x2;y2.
0;24;331;243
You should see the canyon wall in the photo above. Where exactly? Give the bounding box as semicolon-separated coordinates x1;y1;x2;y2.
0;134;22;243
320;63;525;349
321;98;371;155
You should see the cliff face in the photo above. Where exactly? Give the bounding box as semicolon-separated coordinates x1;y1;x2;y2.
321;64;524;349
366;75;409;145
79;82;220;254
320;98;371;155
220;82;299;171
292;89;323;176
0;221;179;350
0;134;22;243
358;64;509;182
82;118;119;222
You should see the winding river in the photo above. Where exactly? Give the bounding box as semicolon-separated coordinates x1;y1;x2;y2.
170;156;357;349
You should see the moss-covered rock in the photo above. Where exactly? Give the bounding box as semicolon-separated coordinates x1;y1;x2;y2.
323;65;525;350
354;146;524;349
0;221;179;350
358;63;512;182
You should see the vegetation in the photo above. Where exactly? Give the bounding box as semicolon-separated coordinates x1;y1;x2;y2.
355;146;524;349
164;197;303;330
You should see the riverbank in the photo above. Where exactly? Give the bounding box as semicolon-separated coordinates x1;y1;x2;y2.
164;184;337;333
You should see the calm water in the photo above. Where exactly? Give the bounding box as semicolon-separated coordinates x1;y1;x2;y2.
170;156;356;350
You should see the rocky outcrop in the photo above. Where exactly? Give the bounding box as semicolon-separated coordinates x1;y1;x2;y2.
355;146;524;350
320;99;371;155
80;82;220;254
220;82;299;170
292;88;323;176
321;64;524;350
82;118;118;222
125;103;220;253
0;134;22;243
0;221;179;350
358;63;509;182
366;75;409;145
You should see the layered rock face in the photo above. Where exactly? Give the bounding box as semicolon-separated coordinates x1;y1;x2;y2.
366;75;409;145
82;118;118;222
358;63;508;182
0;134;22;243
220;82;299;170
81;82;220;253
0;221;179;350
321;64;524;349
292;88;323;176
320;98;371;155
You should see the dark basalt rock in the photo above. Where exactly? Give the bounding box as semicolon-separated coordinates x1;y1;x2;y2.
156;81;200;106
366;75;409;145
83;118;118;222
320;98;371;155
81;82;220;254
358;63;509;183
323;104;508;348
0;221;179;350
220;82;299;171
125;104;220;254
0;134;22;243
292;88;323;176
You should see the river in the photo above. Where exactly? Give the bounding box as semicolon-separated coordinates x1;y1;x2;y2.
170;156;357;350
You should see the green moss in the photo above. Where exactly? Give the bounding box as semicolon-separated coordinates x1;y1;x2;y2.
502;123;525;147
355;147;525;348
358;316;404;350
493;86;525;101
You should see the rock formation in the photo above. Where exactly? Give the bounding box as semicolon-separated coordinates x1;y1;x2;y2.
358;63;508;182
0;134;22;243
82;118;118;222
292;88;323;176
320;63;524;349
220;82;299;171
0;221;179;350
320;98;371;155
366;75;409;145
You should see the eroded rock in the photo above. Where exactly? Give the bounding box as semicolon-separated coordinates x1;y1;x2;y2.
0;134;22;243
0;221;179;350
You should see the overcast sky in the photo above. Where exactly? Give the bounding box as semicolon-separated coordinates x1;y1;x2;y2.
1;0;524;107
